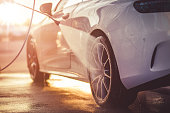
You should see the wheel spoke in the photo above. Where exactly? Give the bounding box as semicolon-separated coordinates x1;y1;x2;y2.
104;73;111;79
100;45;104;64
91;75;101;84
101;46;104;62
97;44;104;65
92;51;100;67
95;76;101;98
102;78;109;93
103;58;109;67
101;78;103;99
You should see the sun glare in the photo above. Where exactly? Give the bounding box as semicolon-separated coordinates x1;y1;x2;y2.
0;2;28;25
49;74;92;94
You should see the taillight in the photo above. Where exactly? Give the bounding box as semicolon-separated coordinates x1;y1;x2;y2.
134;0;170;13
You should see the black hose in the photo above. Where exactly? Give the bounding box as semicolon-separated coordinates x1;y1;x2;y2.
0;0;36;71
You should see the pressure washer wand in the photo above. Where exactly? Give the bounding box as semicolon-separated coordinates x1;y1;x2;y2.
15;2;60;25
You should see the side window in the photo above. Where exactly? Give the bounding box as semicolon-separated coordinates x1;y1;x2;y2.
54;0;82;12
63;0;82;8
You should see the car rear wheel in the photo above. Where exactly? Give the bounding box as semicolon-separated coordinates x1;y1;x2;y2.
88;35;136;108
27;37;50;83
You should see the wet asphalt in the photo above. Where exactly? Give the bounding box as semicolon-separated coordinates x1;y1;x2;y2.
0;73;170;113
1;40;170;113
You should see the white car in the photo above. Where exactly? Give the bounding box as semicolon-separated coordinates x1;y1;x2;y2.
27;0;170;107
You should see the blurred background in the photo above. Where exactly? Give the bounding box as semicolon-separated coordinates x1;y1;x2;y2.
0;0;57;73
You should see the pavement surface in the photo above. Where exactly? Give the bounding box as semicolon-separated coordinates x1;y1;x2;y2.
0;73;170;113
0;40;170;113
0;73;131;113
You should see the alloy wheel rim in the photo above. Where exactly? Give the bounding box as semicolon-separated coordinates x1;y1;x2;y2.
90;39;112;102
28;49;37;79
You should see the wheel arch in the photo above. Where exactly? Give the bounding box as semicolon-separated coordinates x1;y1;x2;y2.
89;29;137;106
90;29;123;86
90;29;108;40
90;29;113;54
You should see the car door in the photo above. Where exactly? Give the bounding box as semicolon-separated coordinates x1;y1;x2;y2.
34;1;80;71
59;0;94;78
41;0;83;72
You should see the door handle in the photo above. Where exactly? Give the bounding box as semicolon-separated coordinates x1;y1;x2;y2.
62;13;69;20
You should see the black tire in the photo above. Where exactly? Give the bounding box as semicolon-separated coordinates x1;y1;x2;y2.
88;34;137;108
27;37;50;83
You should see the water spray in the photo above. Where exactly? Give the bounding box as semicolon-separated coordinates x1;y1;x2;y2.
0;0;101;77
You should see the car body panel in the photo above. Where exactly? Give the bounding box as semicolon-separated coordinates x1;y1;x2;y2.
31;19;71;70
31;0;170;89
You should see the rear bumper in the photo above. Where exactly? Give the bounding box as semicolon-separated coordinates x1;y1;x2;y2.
151;40;170;72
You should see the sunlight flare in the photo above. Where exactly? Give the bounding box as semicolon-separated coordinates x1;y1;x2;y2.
0;2;28;25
